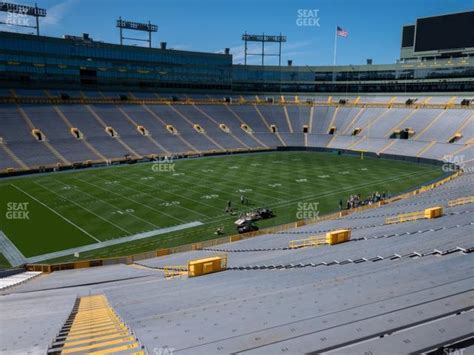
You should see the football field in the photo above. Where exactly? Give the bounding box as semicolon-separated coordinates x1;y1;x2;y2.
0;151;446;265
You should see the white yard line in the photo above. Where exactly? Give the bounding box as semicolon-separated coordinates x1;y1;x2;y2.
143;167;289;202
33;181;133;236
268;169;431;209
140;169;432;229
11;184;101;243
38;179;161;230
103;172;228;213
190;169;434;225
70;177;188;224
113;166;283;205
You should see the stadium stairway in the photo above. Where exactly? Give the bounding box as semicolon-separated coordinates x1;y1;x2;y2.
47;294;145;354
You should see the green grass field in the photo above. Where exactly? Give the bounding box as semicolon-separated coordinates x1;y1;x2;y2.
0;151;446;264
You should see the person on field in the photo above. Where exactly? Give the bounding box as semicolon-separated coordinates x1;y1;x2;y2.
225;200;232;213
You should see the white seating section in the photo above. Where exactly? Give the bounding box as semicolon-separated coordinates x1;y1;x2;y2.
0;271;41;290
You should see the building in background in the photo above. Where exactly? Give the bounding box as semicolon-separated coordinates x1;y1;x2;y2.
0;11;473;93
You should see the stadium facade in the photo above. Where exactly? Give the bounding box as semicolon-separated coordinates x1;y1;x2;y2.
0;31;233;90
1;27;473;93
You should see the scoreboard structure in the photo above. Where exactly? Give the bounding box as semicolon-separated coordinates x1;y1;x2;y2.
400;11;474;60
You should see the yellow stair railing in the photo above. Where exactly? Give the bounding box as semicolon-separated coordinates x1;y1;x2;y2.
163;265;188;279
385;206;443;225
289;230;351;249
448;196;474;207
289;235;326;249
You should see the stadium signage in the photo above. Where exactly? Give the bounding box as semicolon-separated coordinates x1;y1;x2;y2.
116;19;158;32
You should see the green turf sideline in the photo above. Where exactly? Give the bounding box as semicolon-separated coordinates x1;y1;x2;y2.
23;221;203;264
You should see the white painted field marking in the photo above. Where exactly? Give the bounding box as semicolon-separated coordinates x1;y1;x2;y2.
72;176;188;223
228;166;239;169
270;169;430;210
11;184;101;243
295;178;308;183
61;185;77;190
160;167;285;202
250;163;262;167
201;169;214;172
341;171;350;174
112;209;135;215
236;189;253;193
54;180;161;230
172;172;185;176
360;168;368;171
201;194;219;199
318;175;330;178
160;201;181;207
94;174;214;216
135;166;433;228
34;181;135;235
268;183;282;188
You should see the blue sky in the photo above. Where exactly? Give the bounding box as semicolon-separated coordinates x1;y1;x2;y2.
1;0;473;65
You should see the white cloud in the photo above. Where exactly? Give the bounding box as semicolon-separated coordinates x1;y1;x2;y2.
42;0;77;27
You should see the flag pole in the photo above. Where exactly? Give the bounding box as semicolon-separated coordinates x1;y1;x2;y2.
333;26;337;66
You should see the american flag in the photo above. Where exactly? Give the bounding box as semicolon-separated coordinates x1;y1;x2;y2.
336;26;348;38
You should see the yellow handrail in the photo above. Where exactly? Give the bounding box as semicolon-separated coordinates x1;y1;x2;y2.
385;211;425;225
289;235;326;249
163;265;188;279
448;195;474;207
